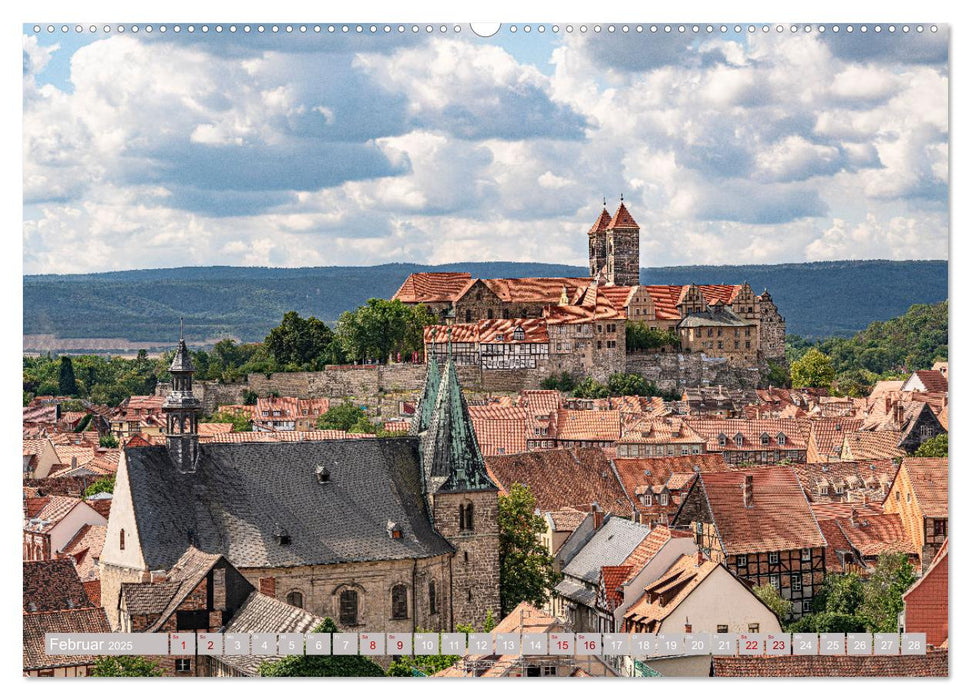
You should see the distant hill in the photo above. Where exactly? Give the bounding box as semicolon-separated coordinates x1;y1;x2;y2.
23;259;947;346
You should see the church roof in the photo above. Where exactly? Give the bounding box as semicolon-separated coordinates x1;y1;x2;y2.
120;438;454;571
588;207;612;235
608;202;639;229
421;359;498;494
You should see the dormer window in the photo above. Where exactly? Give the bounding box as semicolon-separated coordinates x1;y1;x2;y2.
718;433;727;447
777;433;787;446
760;433;770;446
734;433;744;447
642;493;653;506
275;527;291;546
316;465;331;483
513;327;525;341
659;492;669;506
387;521;403;539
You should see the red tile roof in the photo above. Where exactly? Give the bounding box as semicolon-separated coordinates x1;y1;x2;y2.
817;518;858;571
835;512;915;556
424;318;549;344
912;370;948;393
23;607;111;671
544;295;626;324
555;409;622;443
613;453;729;502
811;501;884;522
392;272;473;303
482;277;591;304
900;457;948;518
696;467;827;554
469;405;528;456
23;559;92;612
807;418;865;461
685;418;810;452
588;207;612;234
903;539;947;646
624;555;720;630
841;430;906;460
60;524;108;581
485;447;632;517
712;650;948;677
608;202;639;229
601;565;633;609
24;495;84;533
547;507;588;532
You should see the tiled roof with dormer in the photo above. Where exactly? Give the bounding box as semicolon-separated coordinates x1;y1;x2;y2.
393;272;474;303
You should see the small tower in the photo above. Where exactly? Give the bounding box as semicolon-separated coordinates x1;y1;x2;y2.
162;320;201;474
588;198;611;277
417;352;500;629
605;195;641;286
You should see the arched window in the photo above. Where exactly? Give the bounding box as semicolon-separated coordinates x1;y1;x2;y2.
286;590;304;608
429;580;437;614
339;589;359;626
391;584;408;620
119;529;125;551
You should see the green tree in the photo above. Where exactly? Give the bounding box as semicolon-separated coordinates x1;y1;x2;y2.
766;361;791;388
498;483;559;616
540;372;577;392
336;299;435;364
787;611;867;634
242;389;258;405
626;322;680;352
259;619;384;677
915;433;948;458
58;356;79;395
99;434;119;448
265;311;341;370
317;402;368;432
348;415;379;435
84;475;115;498
753;583;792;622
204;409;252;432
571;377;609;399
859;552;917;632
91;656;163;677
606;372;650;396
790;348;836;388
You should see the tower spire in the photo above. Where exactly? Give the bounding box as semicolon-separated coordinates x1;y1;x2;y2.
162;324;201;474
180;316;184;341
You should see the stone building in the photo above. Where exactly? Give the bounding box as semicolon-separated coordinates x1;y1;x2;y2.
393;200;787;370
100;331;500;633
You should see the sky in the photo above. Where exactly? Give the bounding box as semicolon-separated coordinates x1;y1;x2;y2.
22;23;949;275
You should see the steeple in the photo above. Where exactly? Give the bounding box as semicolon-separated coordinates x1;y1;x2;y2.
410;355;441;435
162;320;201;474
588;200;611;278
605;196;641;286
420;357;496;494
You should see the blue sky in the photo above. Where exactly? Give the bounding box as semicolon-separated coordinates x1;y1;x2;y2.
23;23;949;274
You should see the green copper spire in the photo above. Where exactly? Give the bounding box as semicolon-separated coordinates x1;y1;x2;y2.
410;355;441;435
420;356;496;493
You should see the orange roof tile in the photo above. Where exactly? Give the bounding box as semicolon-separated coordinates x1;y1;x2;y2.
482;277;591;304
911;370;948;393
608;202;639;229
842;430;906;460
392;272;473;303
811;501;884;522
601;565;633;609
696;467;827;554
555;409;622;442
588;207;612;235
624;555;720;629
424;318;549;344
712;651;948;677
485;447;632;517
834;512;915;557
469;405;528;457
900;457;948;518
685;418;810;452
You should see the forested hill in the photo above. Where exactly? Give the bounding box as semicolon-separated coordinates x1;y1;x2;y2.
24;259;946;344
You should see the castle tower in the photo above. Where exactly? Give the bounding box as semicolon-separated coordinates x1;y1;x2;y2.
605;196;641;286
588;200;611;277
162;320;201;474
417;353;501;629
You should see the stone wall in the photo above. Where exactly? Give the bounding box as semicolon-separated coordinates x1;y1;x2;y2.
625;352;766;392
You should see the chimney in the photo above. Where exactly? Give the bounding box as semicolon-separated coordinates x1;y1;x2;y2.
697;549;705;567
684;620;693;633
862;494;869;506
894;402;904;425
885;396;892;414
850;508;858;526
71;456;77;470
592;502;604;530
742;474;753;508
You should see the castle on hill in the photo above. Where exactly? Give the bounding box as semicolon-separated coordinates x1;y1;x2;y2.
393;200;786;381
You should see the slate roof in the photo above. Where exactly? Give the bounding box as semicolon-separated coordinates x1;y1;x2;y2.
122;438;454;571
677;305;751;328
215;592;324;677
712;650;947;677
23;608;111;671
560;517;653;584
23;559;92;613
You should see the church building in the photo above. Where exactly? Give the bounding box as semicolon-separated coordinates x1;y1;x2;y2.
99;329;500;633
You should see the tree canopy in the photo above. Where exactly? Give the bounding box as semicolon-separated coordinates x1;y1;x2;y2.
91;656;162;677
498;483;560;616
790;348;836;389
259;618;385;677
915;433;947;458
335;298;436;364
